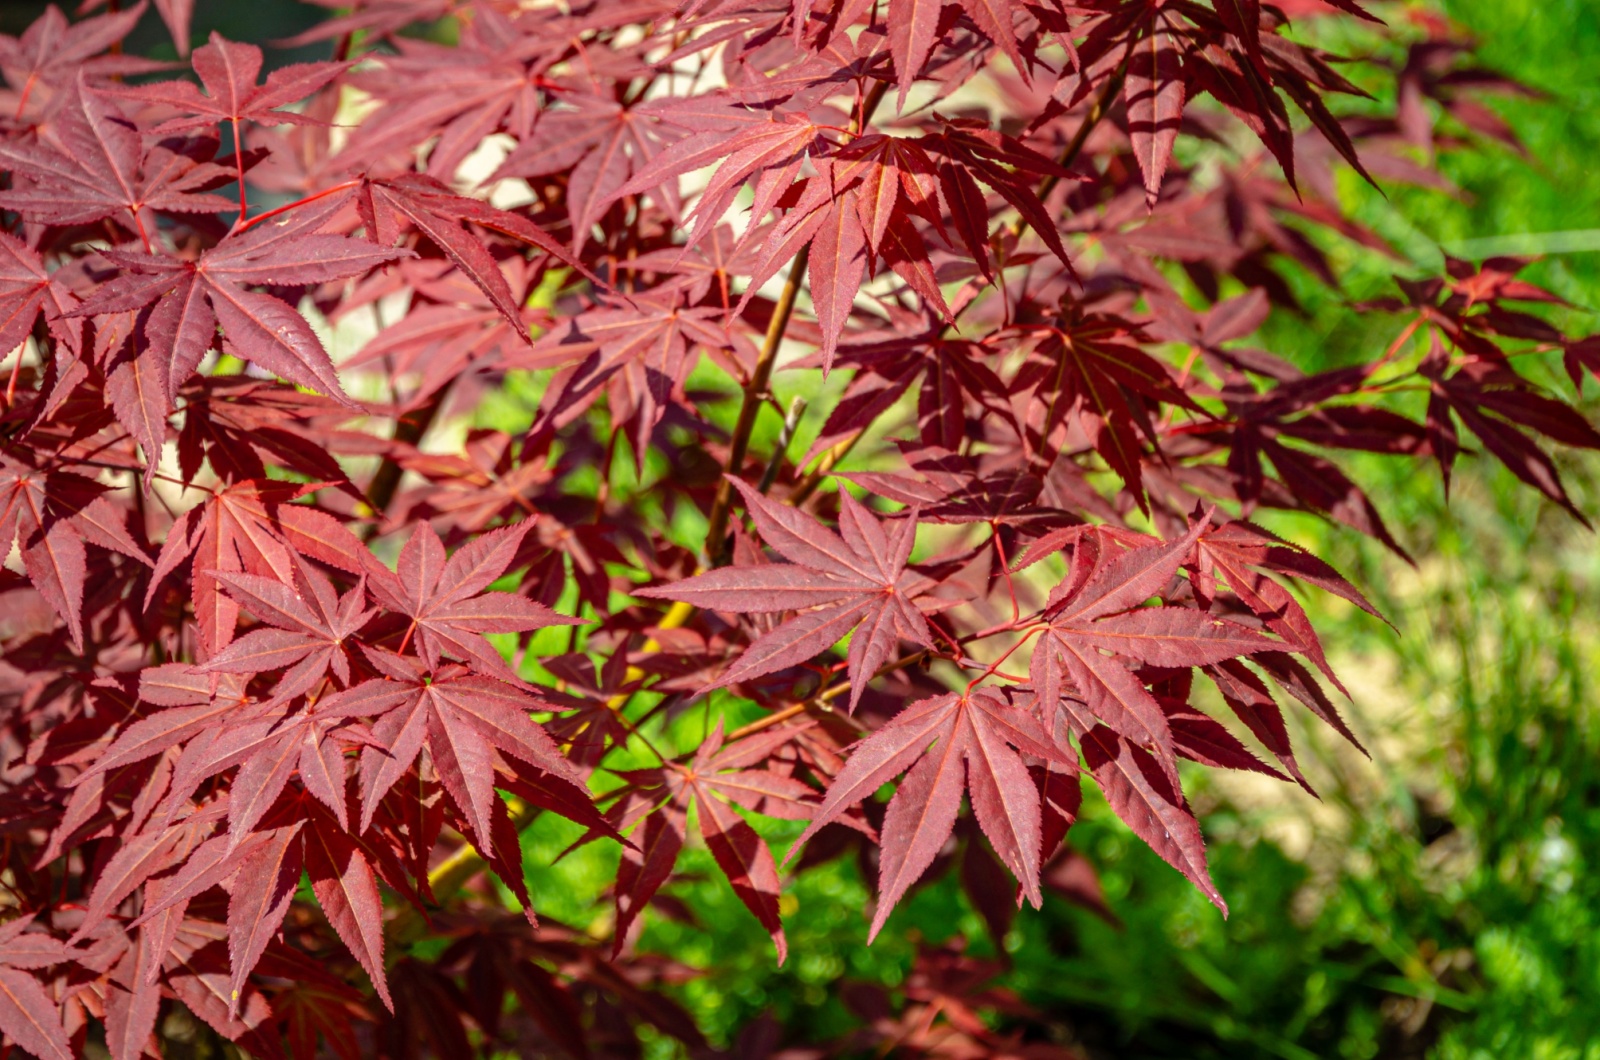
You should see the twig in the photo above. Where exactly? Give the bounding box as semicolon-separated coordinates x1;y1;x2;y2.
758;396;808;494
362;392;445;539
703;78;892;564
791;430;861;504
229;119;248;230
704;243;811;564
1011;58;1127;241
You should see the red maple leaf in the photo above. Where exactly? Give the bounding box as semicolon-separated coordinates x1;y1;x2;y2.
1030;514;1276;782
197;553;375;703
516;294;745;472
335;651;588;855
356;173;593;335
0;3;157;122
638;479;936;710
147;479;372;654
0;231;82;364
789;687;1075;939
365;521;578;683
0;79;236;229
0;451;151;649
1013;308;1202;503
70;197;408;466
605;721;819;963
107;33;347;135
0;916;74;1060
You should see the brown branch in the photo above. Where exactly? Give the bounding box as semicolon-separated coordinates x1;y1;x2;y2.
726;647;937;742
1015;57;1128;239
361;391;445;539
758;395;809;493
704;243;811;564
791;430;862;504
703;76;893;564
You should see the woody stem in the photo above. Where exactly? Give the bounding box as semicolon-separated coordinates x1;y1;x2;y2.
704;243;811;565
703;77;892;563
3;348;23;407
1017;56;1128;236
992;524;1021;624
790;433;856;505
362;390;447;539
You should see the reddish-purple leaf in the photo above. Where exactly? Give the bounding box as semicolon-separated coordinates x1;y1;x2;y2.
0;967;72;1060
791;689;1071;935
228;824;305;1016
1126;30;1187;209
808;193;869;374
613;805;687;954
639;482;932;709
1081;724;1225;913
367;521;577;682
871;723;966;941
693;787;788;962
108;33;346;133
306;820;392;1010
887;0;942;108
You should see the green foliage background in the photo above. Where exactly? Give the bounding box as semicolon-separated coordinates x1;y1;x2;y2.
471;3;1600;1057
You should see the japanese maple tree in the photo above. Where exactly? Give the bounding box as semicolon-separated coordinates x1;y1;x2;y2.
0;0;1593;1056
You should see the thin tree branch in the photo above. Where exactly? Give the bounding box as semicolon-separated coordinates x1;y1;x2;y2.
759;395;809;493
361;392;445;539
704;242;811;564
703;77;892;564
1013;57;1127;240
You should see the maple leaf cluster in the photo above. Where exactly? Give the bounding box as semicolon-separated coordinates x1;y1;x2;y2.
0;1;1594;1057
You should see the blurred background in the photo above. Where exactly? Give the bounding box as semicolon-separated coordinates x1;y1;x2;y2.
10;1;1597;1056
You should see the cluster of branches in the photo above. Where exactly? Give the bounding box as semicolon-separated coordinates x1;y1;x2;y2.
1;0;1596;1056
